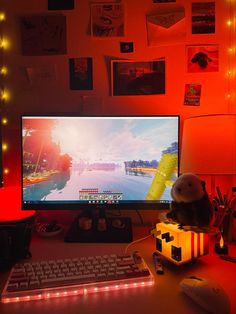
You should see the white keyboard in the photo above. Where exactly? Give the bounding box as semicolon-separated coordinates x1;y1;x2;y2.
1;252;154;303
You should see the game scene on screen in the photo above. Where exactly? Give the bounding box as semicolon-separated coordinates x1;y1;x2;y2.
22;117;178;205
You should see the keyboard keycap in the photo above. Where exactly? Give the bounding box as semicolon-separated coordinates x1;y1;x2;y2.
1;253;154;303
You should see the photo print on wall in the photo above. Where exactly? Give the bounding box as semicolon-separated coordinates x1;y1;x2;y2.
120;42;134;53
187;45;219;73
153;0;176;3
20;15;66;56
69;58;93;90
26;65;57;86
91;3;125;37
146;5;186;46
111;59;165;96
48;0;74;10
184;84;202;106
192;2;215;34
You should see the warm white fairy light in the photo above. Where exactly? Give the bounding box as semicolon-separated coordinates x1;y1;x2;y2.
1;117;8;125
1;88;10;101
0;12;6;22
226;0;235;111
0;11;8;186
0;65;7;75
3;168;9;175
2;142;8;151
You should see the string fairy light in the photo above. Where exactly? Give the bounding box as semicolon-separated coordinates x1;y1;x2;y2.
226;0;236;111
0;10;9;186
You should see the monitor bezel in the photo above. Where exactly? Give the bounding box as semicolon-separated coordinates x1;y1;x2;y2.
21;114;180;211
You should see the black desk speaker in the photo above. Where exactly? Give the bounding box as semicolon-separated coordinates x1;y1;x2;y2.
0;186;35;271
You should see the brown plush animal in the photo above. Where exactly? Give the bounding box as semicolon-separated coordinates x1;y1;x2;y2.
166;173;214;232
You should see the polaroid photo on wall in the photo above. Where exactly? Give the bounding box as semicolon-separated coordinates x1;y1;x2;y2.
69;57;93;90
111;59;165;96
91;3;125;37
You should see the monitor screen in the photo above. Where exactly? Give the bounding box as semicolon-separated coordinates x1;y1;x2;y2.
21;115;179;210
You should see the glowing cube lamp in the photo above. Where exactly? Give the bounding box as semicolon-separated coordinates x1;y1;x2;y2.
154;223;209;265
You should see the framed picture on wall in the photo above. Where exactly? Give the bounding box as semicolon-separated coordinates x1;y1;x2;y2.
90;3;125;37
111;59;165;96
69;57;93;90
20;15;67;56
187;45;219;73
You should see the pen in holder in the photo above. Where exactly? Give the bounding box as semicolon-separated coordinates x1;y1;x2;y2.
212;186;236;243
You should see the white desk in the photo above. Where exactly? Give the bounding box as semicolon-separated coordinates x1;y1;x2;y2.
0;227;236;314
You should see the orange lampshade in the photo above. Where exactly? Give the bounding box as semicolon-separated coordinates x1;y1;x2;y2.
0;186;35;222
180;114;236;175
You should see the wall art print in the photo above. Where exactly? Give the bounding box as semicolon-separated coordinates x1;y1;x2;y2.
184;84;202;106
91;3;125;37
48;0;74;10
153;0;176;3
111;59;165;96
146;5;186;46
69;57;93;90
187;45;219;73
20;15;66;56
192;2;215;34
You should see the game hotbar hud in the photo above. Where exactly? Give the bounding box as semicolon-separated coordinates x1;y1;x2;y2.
22;116;179;206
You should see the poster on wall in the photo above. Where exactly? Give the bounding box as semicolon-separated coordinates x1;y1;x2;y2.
146;5;186;46
69;57;93;90
111;59;165;96
26;65;56;85
48;0;74;10
184;84;202;106
20;15;66;56
90;3;125;37
187;45;219;73
192;2;215;34
153;0;176;2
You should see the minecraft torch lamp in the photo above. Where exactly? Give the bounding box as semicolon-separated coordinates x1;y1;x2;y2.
152;222;209;265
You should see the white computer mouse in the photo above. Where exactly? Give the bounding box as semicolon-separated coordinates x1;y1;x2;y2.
179;275;230;314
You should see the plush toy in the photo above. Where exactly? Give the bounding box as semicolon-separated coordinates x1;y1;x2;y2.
166;173;214;232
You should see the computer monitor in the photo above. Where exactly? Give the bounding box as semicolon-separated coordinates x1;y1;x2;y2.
21;115;179;242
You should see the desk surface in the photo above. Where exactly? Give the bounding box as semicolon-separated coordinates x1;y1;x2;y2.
0;227;236;314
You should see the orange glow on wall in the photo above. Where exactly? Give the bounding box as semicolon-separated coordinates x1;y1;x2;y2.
180;114;236;175
0;186;35;221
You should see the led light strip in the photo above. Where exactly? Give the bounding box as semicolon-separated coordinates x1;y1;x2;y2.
1;278;154;304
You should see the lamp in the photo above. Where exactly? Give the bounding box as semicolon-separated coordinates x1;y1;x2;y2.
180;114;236;195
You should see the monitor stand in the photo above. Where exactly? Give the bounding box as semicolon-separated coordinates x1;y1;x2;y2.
64;209;133;243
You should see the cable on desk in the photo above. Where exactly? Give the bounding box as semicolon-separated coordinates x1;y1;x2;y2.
124;234;152;254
